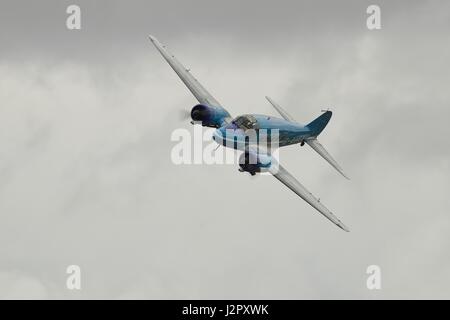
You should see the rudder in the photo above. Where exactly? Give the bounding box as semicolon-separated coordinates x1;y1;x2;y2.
306;111;332;137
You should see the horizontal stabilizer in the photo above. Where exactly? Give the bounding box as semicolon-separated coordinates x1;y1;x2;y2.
265;96;296;122
306;139;349;179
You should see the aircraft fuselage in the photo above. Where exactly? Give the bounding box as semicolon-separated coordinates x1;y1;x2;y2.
213;114;312;150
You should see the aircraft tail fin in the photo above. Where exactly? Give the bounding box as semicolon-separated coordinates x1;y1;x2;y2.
306;111;332;137
264;99;348;179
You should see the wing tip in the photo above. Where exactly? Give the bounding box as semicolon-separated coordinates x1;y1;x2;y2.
148;35;162;46
340;170;351;180
265;96;274;104
333;215;350;232
337;222;350;232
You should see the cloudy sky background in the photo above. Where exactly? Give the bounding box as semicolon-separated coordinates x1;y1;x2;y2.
0;0;449;299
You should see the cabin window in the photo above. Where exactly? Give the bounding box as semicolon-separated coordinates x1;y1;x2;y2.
230;115;258;130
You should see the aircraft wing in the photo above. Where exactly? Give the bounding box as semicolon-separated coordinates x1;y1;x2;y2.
269;162;349;232
149;35;231;119
245;146;349;232
306;139;349;179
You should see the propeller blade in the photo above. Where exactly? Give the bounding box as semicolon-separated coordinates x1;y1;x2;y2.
179;109;191;121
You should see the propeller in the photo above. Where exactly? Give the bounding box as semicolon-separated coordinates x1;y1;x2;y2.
178;109;191;121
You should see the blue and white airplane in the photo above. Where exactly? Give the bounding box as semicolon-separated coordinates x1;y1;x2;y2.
149;35;350;232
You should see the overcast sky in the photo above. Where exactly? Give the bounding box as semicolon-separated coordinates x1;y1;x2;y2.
1;0;450;299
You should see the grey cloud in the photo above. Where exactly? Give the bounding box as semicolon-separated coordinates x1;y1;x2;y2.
0;0;450;299
0;272;49;299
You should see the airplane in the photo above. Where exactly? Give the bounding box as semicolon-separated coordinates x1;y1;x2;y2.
148;35;350;232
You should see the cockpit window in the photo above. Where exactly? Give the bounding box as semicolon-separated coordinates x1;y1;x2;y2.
231;115;259;130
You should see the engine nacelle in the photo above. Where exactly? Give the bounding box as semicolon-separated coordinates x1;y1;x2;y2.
191;104;230;128
238;152;272;175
